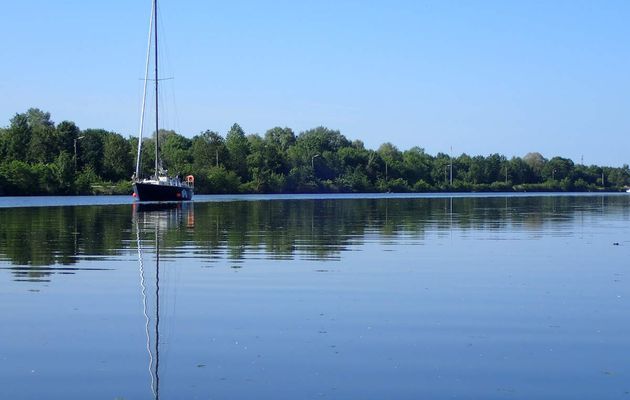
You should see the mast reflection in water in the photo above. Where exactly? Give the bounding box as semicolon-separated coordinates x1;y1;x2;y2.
134;203;194;399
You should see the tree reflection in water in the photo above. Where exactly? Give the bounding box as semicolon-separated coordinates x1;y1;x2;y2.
0;195;627;283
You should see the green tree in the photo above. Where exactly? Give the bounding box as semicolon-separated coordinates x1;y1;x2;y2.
79;130;105;176
102;132;132;181
431;153;452;187
336;168;373;192
542;157;574;182
27;125;56;163
402;147;432;186
25;108;54;128
264;127;295;152
484;154;506;183
508;157;535;184
75;166;101;194
137;137;156;178
523;152;546;181
263;127;294;174
245;133;290;192
338;146;370;174
31;163;57;194
24;108;56;163
206;165;241;193
56;121;80;155
0;128;6;160
377;142;403;181
225;123;250;180
607;165;630;188
294;127;350;156
192;130;227;170
52;151;74;193
0;160;37;194
4;113;32;161
161;131;192;174
288;127;350;183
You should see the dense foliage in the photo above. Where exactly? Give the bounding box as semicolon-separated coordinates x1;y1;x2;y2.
1;108;628;195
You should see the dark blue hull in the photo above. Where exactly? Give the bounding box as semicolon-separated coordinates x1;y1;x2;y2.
133;182;193;202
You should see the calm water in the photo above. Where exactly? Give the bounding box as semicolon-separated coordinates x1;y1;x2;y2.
1;194;629;399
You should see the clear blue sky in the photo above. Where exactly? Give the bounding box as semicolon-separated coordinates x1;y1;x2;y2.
1;0;629;166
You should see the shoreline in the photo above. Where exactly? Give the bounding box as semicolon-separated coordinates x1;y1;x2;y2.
0;191;626;209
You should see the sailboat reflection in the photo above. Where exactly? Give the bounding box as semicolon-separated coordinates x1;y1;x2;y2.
133;202;194;399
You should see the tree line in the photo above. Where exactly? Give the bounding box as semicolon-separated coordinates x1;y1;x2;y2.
1;108;628;195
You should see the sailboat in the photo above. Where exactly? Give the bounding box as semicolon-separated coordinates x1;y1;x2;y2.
132;0;194;202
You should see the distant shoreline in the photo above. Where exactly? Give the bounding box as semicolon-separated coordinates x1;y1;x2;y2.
1;179;628;198
0;191;627;210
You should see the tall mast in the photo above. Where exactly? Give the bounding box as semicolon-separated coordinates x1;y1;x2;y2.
154;0;159;177
134;0;155;180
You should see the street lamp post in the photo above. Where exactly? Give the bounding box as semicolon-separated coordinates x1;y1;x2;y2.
311;154;320;170
74;136;85;172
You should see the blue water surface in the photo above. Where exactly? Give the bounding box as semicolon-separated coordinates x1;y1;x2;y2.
0;194;629;399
